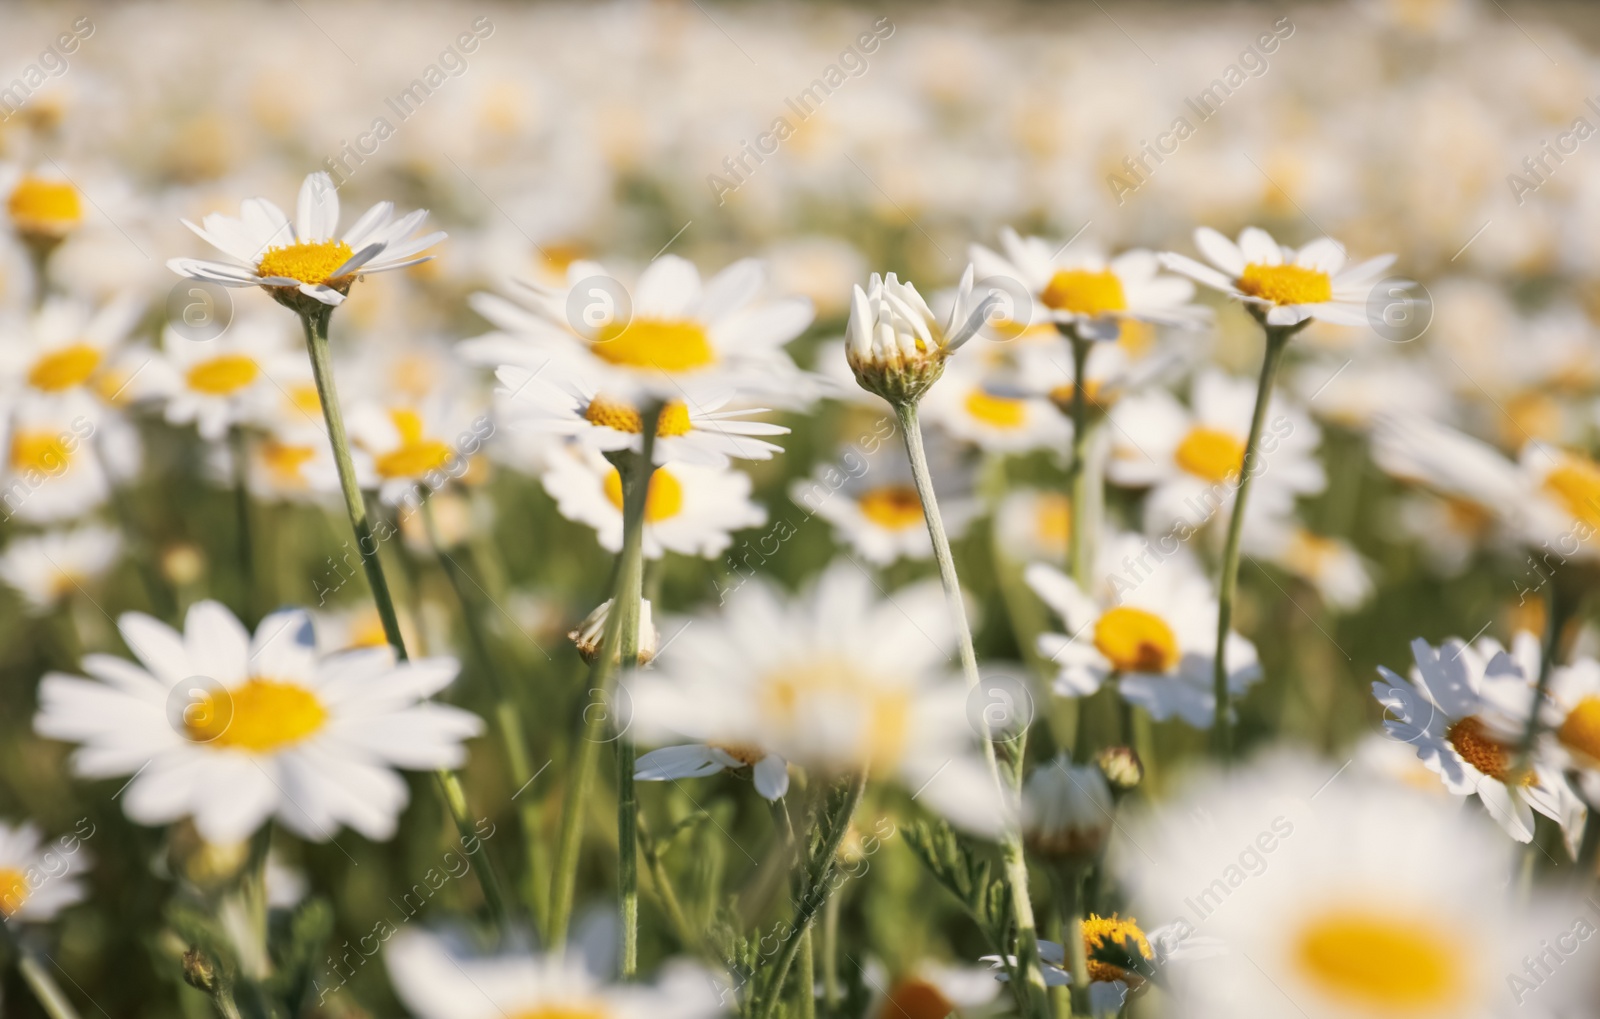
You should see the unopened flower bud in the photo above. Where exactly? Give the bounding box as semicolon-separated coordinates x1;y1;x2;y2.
570;598;658;665
181;947;218;993
161;543;206;586
1021;756;1114;864
1095;745;1144;793
845;266;998;405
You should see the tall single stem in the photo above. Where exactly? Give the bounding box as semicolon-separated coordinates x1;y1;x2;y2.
1519;582;1571;762
229;425;256;624
298;307;509;936
894;400;1050;1019
423;499;549;935
15;951;83;1019
1212;326;1291;760
1064;331;1095;592
1060;868;1091;1018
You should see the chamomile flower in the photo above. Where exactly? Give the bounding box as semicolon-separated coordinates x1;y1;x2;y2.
0;524;121;613
634;743;790;801
0;820;90;923
993;487;1073;564
864;960;1003;1019
1160;226;1397;327
626;562;1009;835
1026;531;1261;727
998;339;1182;420
208;429;347;504
1243;523;1374;612
1118;753;1591;1019
496;366;788;468
1;400;107;524
1373;635;1582;845
385;929;722;1019
0;294;145;420
3;168;85;244
919;353;1070;454
541;445;765;560
465;255;812;401
1107;369;1324;535
968;228;1205;340
147;316;303;442
1529;656;1600;805
346;396;490;506
34;602;482;843
789;440;980;566
845;266;996;404
168;171;445;309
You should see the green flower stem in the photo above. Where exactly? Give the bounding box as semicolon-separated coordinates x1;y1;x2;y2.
1060;867;1092;1018
753;772;867;1019
894;400;1050;1019
229;425;256;624
422;498;549;935
298;307;510;937
14;950;83;1019
1212;324;1292;760
1063;331;1096;593
637;815;700;952
1519;581;1573;763
545;408;660;954
821;889;842;1012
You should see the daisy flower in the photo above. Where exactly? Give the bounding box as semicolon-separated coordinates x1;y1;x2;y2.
1119;752;1593;1019
0;820;90;923
207;429;347;505
146;316;304;442
1026;531;1261;727
1159;226;1397;328
626;562;1008;835
0;294;146;420
788;440;980;567
1019;757;1114;863
1529;655;1600;805
542;445;766;560
168;171;444;309
1107;368;1324;535
998;338;1183;420
864;960;1003;1019
993;487;1072;564
845;266;995;404
918;353;1070;454
1373;634;1583;845
969;227;1205;340
464;255;813;401
346;395;490;506
496;365;789;468
385;929;722;1019
1;399;107;524
3;168;84;245
1242;523;1374;612
0;524;121;613
34;601;482;843
634;743;790;801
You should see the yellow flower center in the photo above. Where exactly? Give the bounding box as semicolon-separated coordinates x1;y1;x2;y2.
8;177;82;234
374;408;453;479
759;661;911;769
963;388;1028;429
288;383;323;418
712;743;766;767
1236;263;1332;306
1093;606;1180;674
1445;716;1530;785
256;239;356;286
0;868;28;918
11;431;71;474
1557;696;1600;766
1047;379;1105;410
1117;318;1155;357
1082;914;1152;989
583;396;693;437
1040;269;1126;316
184;678;328;752
602;466;685;522
1174;426;1246;483
877;979;955;1019
858;485;924;531
260;440;316;485
1293;909;1465;1012
592;319;717;372
509;1005;610;1019
186;354;261;396
1543;457;1600;530
1284;530;1340;575
1034;493;1071;552
28;343;102;392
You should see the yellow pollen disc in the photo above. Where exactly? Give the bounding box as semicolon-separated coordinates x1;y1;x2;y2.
963;388;1027;429
858;485;924;531
1557;696;1600;766
186;354;260;396
509;1005;610;1019
1094;606;1180;674
375;408;452;479
1040;269;1127;316
1086;960;1142;989
8;177;82;234
1285;531;1340;575
185;678;328;752
28;343;102;392
877;979;955;1019
712;743;765;767
1034;493;1072;551
256;239;356;286
1445;716;1530;785
0;868;27;918
759;662;910;770
1082;913;1154;960
592;319;717;372
1543;457;1600;530
260;440;315;484
1117;318;1155;357
11;431;71;474
602;467;685;522
289;383;323;418
583;396;693;437
1236;263;1332;306
1175;426;1246;483
1293;909;1464;1012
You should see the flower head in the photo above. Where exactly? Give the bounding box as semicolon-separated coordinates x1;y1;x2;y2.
846;266;997;404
